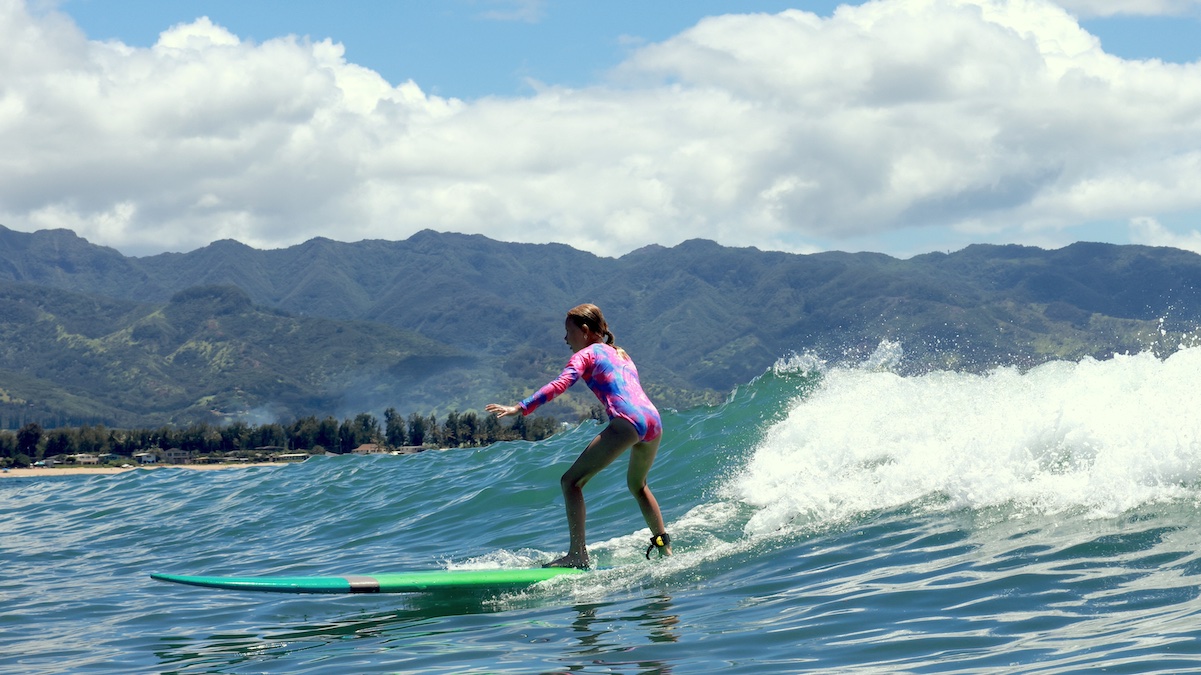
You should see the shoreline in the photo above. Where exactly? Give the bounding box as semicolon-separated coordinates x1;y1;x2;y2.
0;462;288;478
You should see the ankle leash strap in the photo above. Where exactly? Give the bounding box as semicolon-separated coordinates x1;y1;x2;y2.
645;532;671;559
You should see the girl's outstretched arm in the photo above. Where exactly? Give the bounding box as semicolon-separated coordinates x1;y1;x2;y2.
488;349;586;420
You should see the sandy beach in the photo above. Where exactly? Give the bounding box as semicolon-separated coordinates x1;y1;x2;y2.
1;462;288;478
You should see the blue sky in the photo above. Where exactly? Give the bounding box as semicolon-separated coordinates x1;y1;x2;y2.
4;0;1201;258
61;2;856;99
58;1;1201;99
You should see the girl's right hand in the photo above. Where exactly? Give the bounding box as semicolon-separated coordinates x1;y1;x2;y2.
486;403;520;419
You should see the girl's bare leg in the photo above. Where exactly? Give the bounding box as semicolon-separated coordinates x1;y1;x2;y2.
627;437;672;556
545;420;639;568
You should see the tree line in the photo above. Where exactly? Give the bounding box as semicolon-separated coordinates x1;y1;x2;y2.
0;407;564;468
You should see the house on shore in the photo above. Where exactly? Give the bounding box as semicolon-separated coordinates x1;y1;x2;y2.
161;448;192;464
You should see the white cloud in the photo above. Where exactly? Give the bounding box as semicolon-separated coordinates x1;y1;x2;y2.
1053;0;1201;17
1129;216;1201;253
2;0;1201;257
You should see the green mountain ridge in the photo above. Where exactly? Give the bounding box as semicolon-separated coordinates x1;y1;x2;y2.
1;225;1199;429
0;279;470;428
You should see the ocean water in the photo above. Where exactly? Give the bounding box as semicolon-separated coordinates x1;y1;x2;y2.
4;345;1201;674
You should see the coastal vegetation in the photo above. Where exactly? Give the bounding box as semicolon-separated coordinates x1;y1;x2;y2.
0;409;563;468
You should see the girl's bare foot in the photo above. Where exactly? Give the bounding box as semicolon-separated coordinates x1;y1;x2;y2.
542;553;589;569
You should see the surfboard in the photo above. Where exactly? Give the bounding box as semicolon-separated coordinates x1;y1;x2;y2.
150;567;586;594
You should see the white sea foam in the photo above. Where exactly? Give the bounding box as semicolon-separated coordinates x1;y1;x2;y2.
728;346;1201;535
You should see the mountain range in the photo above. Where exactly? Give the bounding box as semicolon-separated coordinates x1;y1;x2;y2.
2;224;1199;429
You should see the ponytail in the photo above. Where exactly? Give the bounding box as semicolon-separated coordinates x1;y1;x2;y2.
605;329;630;359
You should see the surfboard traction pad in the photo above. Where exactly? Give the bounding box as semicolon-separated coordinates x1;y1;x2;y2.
150;567;587;594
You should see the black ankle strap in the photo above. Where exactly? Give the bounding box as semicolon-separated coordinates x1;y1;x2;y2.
645;532;671;559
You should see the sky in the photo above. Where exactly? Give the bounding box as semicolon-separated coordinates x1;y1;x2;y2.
2;0;1201;259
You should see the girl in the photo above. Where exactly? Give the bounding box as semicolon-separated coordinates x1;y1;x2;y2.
487;304;672;569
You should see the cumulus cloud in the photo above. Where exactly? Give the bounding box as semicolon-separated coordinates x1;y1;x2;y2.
2;0;1201;257
1129;216;1201;254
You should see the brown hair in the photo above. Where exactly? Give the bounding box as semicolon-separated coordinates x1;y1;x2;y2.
567;303;628;357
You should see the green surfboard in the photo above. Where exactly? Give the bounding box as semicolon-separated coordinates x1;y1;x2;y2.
150;567;586;594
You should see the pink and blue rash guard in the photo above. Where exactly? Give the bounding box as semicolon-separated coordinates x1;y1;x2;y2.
519;343;663;441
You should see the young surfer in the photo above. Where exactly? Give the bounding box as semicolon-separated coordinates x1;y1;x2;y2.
486;303;672;569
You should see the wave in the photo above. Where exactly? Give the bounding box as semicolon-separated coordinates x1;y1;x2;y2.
716;345;1201;539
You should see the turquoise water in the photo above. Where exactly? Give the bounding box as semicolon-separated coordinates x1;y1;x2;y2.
5;345;1201;673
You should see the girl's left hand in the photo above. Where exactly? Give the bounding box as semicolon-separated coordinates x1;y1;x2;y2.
486;403;519;418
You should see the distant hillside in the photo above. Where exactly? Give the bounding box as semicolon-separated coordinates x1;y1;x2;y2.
2;224;1199;428
0;280;469;428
